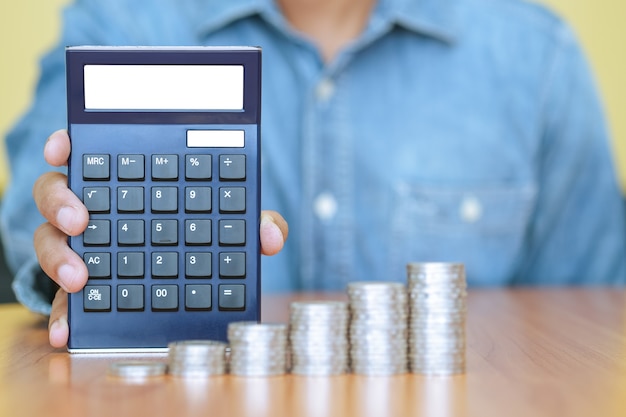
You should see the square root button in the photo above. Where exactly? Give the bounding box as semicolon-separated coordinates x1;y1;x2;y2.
218;284;245;311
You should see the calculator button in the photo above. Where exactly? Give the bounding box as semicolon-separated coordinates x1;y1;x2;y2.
118;155;145;180
185;187;212;213
185;220;212;246
84;285;111;311
84;220;111;246
152;285;178;311
152;252;179;278
185;285;212;310
117;187;144;213
218;284;245;311
186;253;212;278
118;220;145;246
219;187;246;213
83;187;110;213
185;155;212;180
83;252;111;279
117;285;145;311
151;220;178;246
83;155;110;180
151;187;178;213
219;252;246;278
218;220;246;246
118;252;145;278
219;155;246;180
152;154;178;180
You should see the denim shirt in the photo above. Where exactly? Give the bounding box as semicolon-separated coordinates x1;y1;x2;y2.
2;0;625;315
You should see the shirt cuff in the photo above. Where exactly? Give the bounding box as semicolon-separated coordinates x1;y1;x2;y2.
12;255;53;316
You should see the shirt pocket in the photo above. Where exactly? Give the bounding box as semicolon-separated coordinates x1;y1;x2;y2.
388;182;537;286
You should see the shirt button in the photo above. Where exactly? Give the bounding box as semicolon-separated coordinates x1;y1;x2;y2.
459;195;482;223
314;192;338;220
315;78;335;101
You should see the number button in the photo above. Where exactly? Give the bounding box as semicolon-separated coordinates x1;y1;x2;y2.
152;187;178;213
118;220;145;246
117;285;144;311
117;252;145;278
152;252;178;278
185;187;212;213
185;220;211;246
152;285;178;311
152;220;178;246
186;253;212;278
117;187;144;213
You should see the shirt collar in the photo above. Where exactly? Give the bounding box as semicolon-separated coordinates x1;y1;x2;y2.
192;0;460;44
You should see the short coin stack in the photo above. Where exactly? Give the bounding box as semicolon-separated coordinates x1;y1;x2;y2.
407;262;467;375
108;360;168;380
227;322;288;376
288;300;350;375
168;340;228;377
347;282;408;375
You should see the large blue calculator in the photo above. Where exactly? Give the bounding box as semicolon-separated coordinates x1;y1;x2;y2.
66;46;261;352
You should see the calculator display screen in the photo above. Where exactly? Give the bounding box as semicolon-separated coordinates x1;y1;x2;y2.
83;65;244;111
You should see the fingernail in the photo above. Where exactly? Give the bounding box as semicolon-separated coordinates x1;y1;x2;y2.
57;264;77;292
56;206;76;234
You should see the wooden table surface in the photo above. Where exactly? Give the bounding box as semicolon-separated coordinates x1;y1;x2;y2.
1;289;626;417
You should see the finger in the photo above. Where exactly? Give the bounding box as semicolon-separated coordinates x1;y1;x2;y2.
44;129;71;167
34;222;88;293
260;210;288;256
49;288;69;348
33;171;88;236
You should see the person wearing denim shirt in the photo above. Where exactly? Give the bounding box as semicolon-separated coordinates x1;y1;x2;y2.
1;0;625;322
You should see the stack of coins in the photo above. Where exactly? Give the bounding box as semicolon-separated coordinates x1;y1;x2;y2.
227;322;288;376
407;262;467;375
168;340;228;377
288;300;350;375
347;282;408;375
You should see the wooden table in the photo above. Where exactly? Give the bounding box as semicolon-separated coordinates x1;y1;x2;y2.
1;289;626;417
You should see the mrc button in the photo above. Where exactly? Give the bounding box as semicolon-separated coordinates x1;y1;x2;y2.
83;154;110;180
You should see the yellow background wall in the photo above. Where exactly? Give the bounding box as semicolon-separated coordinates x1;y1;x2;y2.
0;0;625;193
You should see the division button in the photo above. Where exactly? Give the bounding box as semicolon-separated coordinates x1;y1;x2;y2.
219;155;246;180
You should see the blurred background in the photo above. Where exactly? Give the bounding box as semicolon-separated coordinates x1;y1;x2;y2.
0;0;625;303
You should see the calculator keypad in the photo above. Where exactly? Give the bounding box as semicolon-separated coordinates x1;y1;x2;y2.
80;152;250;314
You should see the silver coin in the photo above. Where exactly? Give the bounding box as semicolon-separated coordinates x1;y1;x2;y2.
108;360;167;379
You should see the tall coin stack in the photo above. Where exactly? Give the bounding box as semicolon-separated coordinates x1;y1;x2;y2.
288;301;350;375
227;322;288;376
347;282;408;375
168;340;228;377
407;262;467;375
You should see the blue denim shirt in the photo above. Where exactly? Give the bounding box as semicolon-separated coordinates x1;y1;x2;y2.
2;0;625;315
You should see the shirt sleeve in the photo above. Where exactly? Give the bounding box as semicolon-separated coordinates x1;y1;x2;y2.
516;23;626;285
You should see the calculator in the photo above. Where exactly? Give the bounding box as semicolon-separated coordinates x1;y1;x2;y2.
65;46;262;352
